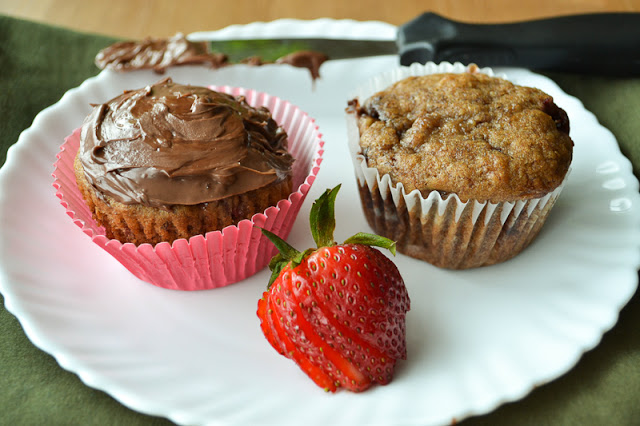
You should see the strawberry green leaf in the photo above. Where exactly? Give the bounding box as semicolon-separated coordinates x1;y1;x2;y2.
261;228;300;260
310;185;341;248
292;248;315;266
268;252;287;271
261;228;311;287
343;232;397;256
266;253;288;288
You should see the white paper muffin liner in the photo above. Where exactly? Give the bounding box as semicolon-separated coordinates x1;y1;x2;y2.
53;86;324;290
347;62;569;269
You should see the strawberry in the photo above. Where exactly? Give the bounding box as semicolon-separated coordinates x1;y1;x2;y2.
257;185;410;392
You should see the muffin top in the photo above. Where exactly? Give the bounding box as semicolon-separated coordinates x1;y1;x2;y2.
79;78;293;208
350;72;573;202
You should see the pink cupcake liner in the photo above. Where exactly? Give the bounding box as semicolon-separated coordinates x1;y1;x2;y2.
53;87;324;290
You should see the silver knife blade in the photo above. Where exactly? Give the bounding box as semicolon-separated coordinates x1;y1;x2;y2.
199;12;640;75
206;38;398;63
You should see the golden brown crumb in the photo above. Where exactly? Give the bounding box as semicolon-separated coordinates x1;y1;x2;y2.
352;72;573;202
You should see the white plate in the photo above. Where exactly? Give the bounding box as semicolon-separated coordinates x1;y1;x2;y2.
1;19;640;426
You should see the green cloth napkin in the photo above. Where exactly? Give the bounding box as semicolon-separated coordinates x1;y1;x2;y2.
1;14;639;426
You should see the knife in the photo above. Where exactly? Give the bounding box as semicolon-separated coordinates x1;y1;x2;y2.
204;12;640;75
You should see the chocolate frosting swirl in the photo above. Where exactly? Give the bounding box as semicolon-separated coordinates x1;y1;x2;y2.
79;78;293;207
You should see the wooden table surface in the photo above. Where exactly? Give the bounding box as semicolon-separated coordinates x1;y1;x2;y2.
1;0;640;39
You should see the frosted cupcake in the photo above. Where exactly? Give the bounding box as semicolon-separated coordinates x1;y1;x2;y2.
74;77;294;245
54;78;324;289
346;63;573;269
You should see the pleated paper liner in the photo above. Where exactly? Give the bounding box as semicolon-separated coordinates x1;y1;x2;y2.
53;86;324;290
347;62;570;269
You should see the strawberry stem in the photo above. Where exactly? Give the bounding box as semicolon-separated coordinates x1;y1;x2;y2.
261;228;300;259
310;185;340;248
343;232;397;256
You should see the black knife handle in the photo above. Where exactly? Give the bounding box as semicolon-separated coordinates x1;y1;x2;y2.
397;12;640;75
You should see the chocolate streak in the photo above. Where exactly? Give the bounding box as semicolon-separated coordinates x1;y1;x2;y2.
95;33;227;73
276;50;328;81
79;78;293;208
95;34;328;80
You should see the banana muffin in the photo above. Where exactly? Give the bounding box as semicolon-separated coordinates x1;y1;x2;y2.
347;65;573;269
75;78;294;246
